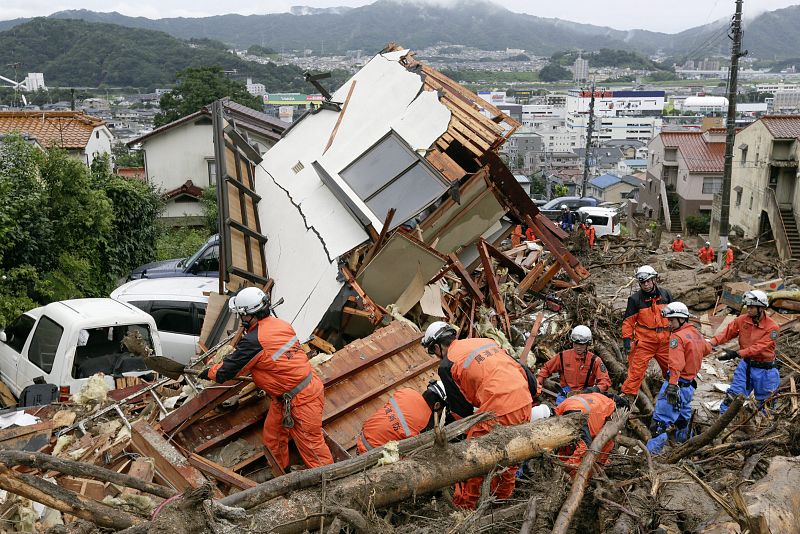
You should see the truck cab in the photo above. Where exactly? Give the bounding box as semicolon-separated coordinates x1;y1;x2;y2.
0;299;162;401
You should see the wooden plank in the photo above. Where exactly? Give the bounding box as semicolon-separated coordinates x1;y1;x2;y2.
426;149;466;182
158;381;245;435
0;421;52;451
193;399;269;454
59;477;108;502
323;80;357;154
356;208;396;277
518;312;545;364
188;454;257;490
482;239;526;278
121;459;154;496
478;241;510;333
531;261;562;293
324;431;351;463
447;253;484;302
517;262;546;297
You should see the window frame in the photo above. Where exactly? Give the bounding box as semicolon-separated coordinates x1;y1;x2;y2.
27;315;64;374
3;314;36;354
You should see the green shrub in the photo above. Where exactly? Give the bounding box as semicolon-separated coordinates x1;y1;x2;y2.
686;214;711;235
155;224;210;261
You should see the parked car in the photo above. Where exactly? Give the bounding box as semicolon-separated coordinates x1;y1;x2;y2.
577;207;621;238
540;196;600;222
0;299;162;402
128;234;219;280
111;277;218;363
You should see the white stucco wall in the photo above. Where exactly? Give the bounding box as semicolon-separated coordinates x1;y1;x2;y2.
142;119;214;193
84;126;113;166
730;122;771;237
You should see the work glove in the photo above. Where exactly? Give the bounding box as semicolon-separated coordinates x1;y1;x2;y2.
562;387;574;398
665;384;680;408
623;338;631;355
197;367;211;381
718;349;740;361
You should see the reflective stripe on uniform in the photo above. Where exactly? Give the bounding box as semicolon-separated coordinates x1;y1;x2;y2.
462;343;498;369
389;396;412;437
574;396;591;412
359;431;375;451
271;335;299;361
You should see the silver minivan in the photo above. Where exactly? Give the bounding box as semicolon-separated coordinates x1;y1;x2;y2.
111;277;219;363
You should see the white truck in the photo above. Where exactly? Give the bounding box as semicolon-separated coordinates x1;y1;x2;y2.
0;298;162;402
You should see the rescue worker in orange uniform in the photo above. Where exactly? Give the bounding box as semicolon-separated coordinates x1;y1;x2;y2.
554;392;618;472
200;287;334;469
511;224;523;247
671;234;685;252
537;325;611;405
356;382;447;454
710;290;780;413
584;218;596;248
525;226;536;242
646;302;712;453
621;265;673;404
423;322;532;510
698;241;715;264
724;245;734;269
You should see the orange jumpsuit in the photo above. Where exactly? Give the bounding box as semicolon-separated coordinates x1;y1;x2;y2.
209;316;333;469
537;349;611;397
711;314;779;363
439;338;532;509
671;239;685;252
525;227;536;241
621;286;673;396
725;248;734;269
511;225;523;247
584;225;596;248
698;246;715;264
356;388;432;454
554;393;616;471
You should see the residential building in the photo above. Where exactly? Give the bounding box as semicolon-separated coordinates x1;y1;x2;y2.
617;158;648;175
573;55;589;81
573;146;626;174
531;119;580;152
504;127;542;174
773;90;800;113
246;78;266;96
0;110;112;165
586;173;643;204
729;116;800;260
128;99;287;225
647;129;725;232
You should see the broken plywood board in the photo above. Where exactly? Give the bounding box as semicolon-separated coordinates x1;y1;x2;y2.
357;232;447;309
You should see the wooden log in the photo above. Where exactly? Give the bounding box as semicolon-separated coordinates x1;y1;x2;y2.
0;450;176;499
0;464;140;530
229;416;583;534
219;412;495;510
551;409;630;534
660;395;744;464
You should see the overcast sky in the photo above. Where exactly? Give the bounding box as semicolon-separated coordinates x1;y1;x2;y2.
0;0;798;33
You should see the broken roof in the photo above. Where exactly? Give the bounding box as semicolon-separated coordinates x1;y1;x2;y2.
0;111;105;150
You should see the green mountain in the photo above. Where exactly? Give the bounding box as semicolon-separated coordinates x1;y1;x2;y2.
1;1;799;60
0;18;309;90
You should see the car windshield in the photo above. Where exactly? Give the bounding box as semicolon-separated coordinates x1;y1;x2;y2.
72;324;152;379
182;242;209;270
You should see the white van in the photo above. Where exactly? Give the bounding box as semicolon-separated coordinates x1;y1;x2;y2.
577;207;621;238
0;299;162;401
111;277;218;363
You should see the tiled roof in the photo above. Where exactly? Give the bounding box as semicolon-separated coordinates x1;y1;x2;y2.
589;173;621;189
0;111;105;150
659;131;724;173
164;179;203;200
759;116;800;139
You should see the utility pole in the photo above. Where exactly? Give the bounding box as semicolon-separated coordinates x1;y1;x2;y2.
581;81;596;197
718;0;744;268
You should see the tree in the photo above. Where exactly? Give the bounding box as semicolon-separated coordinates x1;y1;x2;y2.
554;183;569;197
111;142;144;168
154;66;264;127
530;175;546;197
539;64;572;82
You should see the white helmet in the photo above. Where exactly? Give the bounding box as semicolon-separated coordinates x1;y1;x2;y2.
586;218;593;224
228;287;270;315
561;204;568;210
635;265;658;283
742;290;769;308
705;241;711;246
676;234;682;239
421;321;457;352
426;380;447;402
570;325;592;344
661;301;690;319
532;404;551;421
